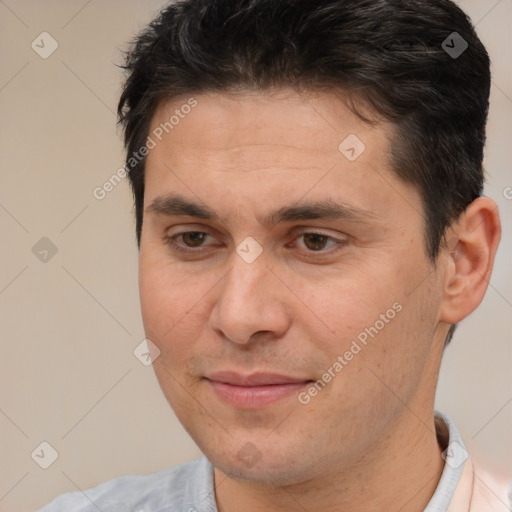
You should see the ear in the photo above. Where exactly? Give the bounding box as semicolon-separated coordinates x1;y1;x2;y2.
439;197;501;324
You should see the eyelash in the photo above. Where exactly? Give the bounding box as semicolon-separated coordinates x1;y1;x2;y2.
164;230;347;256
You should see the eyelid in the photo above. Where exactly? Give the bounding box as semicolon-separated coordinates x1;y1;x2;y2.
164;223;220;241
293;227;346;239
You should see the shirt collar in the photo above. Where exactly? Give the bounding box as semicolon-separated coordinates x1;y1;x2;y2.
424;411;469;511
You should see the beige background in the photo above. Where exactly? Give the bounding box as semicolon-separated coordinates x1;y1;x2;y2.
0;1;510;510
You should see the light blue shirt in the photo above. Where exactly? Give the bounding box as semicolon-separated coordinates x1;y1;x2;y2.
38;412;465;512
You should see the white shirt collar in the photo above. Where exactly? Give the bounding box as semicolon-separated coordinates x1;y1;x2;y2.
424;411;469;511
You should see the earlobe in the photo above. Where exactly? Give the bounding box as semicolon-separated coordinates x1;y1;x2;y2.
439;197;501;324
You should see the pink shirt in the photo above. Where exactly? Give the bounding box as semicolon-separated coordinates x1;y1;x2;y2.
446;457;511;511
427;412;511;511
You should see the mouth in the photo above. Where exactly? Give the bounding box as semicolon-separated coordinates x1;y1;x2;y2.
204;371;313;409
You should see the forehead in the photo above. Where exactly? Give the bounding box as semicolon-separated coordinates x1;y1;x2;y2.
148;88;389;158
143;88;421;227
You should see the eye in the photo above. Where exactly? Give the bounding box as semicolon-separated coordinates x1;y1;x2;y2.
165;231;218;254
292;231;347;253
177;231;209;247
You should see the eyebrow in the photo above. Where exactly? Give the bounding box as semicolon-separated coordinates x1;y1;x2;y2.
145;193;378;227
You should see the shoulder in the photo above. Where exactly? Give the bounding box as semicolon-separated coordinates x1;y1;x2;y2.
37;456;215;512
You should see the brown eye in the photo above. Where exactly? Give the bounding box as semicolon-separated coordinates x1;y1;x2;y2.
302;233;331;251
181;232;208;247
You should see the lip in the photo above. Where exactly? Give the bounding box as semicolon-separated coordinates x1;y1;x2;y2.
205;371;312;409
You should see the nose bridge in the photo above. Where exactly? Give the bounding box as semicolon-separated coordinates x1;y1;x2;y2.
223;250;273;317
210;250;290;344
227;255;267;308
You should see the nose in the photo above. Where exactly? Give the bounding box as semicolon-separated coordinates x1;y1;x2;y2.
208;251;291;345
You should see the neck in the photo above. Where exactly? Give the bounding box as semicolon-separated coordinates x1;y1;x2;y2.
214;410;445;512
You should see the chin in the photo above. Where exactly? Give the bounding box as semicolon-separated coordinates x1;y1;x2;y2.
204;440;323;486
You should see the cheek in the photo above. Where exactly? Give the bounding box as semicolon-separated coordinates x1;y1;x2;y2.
298;262;431;390
299;271;399;346
139;267;173;336
139;261;180;341
138;258;213;363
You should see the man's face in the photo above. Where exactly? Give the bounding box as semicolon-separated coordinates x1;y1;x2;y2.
139;89;448;484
